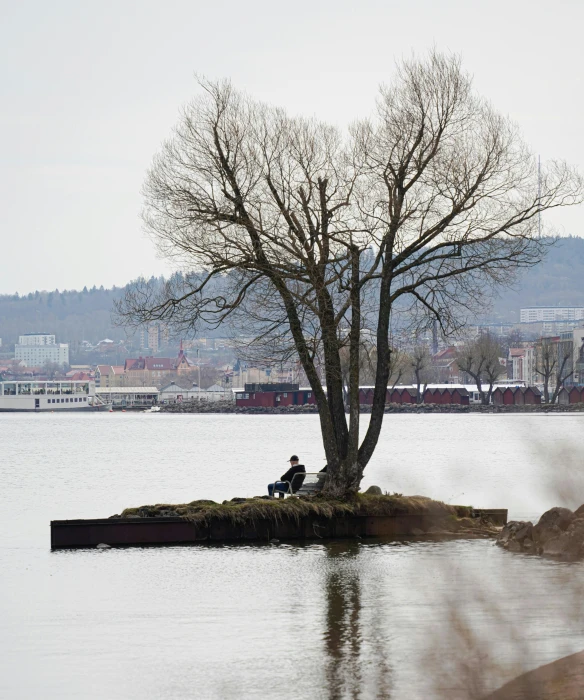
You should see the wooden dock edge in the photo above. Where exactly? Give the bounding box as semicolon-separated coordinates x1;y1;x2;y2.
51;508;507;549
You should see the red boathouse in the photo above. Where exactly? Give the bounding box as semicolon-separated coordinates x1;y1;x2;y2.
423;387;470;405
492;386;542;406
235;383;316;408
557;386;584;405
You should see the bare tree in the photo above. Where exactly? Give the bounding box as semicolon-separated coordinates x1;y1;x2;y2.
501;328;524;352
339;340;376;404
535;337;574;404
117;52;582;497
388;347;409;390
456;334;504;404
408;346;431;403
43;360;64;380
552;339;575;404
341;341;407;404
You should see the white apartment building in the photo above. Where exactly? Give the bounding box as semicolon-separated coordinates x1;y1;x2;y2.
15;338;69;367
18;333;57;346
520;307;584;324
508;346;536;384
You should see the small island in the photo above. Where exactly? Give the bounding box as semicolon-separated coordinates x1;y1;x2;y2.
51;492;505;549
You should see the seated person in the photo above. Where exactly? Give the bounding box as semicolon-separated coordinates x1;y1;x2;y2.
268;455;306;498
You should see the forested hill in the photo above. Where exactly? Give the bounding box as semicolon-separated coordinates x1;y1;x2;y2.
0;286;127;347
0;237;583;347
488;236;584;322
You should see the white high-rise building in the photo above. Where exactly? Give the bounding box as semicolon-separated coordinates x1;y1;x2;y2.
520;307;584;324
18;333;56;346
15;334;69;367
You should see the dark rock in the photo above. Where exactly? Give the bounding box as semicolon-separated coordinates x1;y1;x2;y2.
499;507;584;560
542;518;584;559
496;520;534;551
364;485;383;495
514;522;533;541
573;503;584;519
485;649;584;700
533;507;574;549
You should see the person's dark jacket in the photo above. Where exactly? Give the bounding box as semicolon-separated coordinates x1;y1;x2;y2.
280;464;306;493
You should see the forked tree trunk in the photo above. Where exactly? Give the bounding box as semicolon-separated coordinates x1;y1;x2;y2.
323;459;363;499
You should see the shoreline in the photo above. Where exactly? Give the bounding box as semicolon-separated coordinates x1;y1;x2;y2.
159;402;584;415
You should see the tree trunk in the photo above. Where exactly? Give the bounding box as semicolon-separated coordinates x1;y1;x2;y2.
323;458;362;498
474;377;486;405
354;274;393;484
551;357;574;404
415;372;423;404
543;379;550;404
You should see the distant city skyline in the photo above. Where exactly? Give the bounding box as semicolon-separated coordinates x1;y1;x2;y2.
1;0;583;294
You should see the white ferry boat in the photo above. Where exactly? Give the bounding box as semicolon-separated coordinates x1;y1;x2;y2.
0;380;112;412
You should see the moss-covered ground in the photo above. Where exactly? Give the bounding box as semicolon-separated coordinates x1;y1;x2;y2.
117;494;473;527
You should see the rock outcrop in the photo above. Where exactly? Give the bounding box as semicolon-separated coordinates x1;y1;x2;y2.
497;505;584;559
484;650;584;699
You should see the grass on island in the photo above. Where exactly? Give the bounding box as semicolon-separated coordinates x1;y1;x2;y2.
119;493;468;526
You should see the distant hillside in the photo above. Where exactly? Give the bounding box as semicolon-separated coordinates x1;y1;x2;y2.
488;236;584;322
0;286;127;348
0;237;583;348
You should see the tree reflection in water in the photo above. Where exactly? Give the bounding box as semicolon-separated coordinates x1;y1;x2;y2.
323;541;393;700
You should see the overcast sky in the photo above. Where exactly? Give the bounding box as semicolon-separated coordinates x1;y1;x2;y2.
1;0;582;294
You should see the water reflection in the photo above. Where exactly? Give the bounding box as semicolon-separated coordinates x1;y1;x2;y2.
323;541;393;700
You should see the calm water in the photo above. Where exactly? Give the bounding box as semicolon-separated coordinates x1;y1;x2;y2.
2;412;584;699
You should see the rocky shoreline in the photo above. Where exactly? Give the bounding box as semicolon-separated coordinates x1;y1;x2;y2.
159;401;584;415
497;505;584;559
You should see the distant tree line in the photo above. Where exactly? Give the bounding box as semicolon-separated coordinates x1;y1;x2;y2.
1;237;583;350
